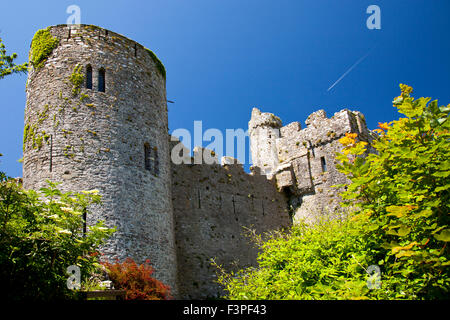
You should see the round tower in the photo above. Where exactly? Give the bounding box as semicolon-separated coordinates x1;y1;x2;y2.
23;24;177;293
248;107;282;176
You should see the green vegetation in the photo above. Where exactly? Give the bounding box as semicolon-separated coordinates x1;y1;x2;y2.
22;104;54;151
69;64;84;96
23;123;41;150
145;47;166;80
0;36;27;79
30;28;59;70
214;216;376;299
336;84;450;299
80;93;89;102
0;175;115;300
215;84;450;300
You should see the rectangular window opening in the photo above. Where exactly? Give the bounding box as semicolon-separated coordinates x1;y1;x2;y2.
49;134;53;172
144;143;151;171
98;68;105;92
144;143;159;176
320;156;327;172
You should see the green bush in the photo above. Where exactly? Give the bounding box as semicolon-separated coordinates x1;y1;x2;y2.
0;172;115;300
215;216;380;299
336;84;450;299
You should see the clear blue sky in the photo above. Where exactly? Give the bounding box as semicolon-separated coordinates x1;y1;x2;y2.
1;0;449;177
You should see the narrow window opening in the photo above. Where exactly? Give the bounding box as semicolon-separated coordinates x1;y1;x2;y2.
49;134;53;172
86;65;92;89
82;208;87;237
68;28;71;39
232;195;236;215
144;143;151;171
150;147;159;176
321;156;327;172
134;43;137;57
144;143;159;176
98;68;105;92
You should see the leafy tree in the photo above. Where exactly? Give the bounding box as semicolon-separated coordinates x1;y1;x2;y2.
215;84;449;299
0;36;27;79
0;171;115;300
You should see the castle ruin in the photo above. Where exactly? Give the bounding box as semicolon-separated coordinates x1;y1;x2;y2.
22;25;375;299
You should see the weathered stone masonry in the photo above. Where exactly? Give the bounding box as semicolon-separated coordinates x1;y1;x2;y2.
170;143;291;299
249;107;376;224
22;24;375;299
23;24;178;293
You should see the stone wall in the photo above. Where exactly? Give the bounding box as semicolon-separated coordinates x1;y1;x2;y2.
23;24;178;293
248;108;282;176
170;142;292;299
250;108;376;223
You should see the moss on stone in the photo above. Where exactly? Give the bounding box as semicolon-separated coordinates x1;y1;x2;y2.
37;104;50;124
30;28;59;70
34;134;44;149
80;93;89;102
86;129;97;136
23;124;30;151
69;64;84;96
145;48;166;80
23;123;47;151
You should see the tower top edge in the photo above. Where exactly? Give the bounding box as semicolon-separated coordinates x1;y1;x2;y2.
42;24;144;48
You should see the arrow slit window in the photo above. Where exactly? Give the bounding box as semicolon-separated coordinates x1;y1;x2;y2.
144;143;159;176
86;65;92;89
98;68;105;92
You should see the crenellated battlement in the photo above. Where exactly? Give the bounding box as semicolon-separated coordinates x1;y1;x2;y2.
249;107;375;224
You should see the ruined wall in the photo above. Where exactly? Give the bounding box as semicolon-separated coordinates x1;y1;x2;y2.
171;142;292;299
23;24;178;293
248;108;282;176
251;108;375;223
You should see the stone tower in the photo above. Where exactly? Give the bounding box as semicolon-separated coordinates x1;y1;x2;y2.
248;108;282;176
23;24;178;293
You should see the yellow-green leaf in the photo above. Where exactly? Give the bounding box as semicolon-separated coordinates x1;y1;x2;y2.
397;226;411;237
396;250;416;258
392;241;417;254
386;205;416;218
433;229;450;242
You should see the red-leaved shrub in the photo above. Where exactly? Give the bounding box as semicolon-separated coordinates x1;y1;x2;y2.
102;258;172;300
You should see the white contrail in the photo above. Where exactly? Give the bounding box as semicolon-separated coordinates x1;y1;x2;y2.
327;47;376;92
